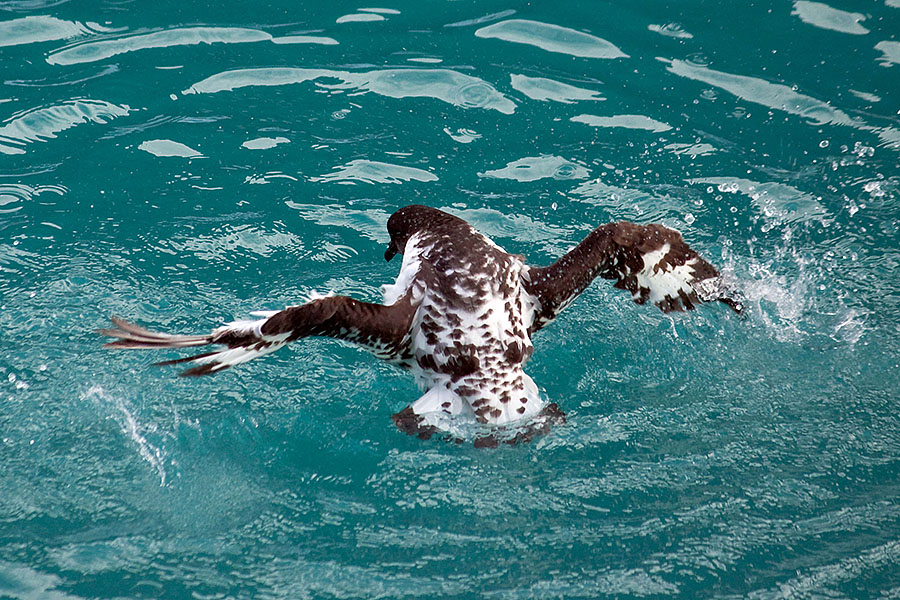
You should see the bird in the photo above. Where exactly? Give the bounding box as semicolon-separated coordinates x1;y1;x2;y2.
101;204;742;446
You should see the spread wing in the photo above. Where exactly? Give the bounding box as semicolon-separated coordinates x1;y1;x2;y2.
523;222;742;333
100;295;416;376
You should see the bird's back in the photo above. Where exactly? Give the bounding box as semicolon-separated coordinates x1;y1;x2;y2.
405;223;544;425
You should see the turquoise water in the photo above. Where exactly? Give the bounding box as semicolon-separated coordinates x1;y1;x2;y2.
2;0;899;596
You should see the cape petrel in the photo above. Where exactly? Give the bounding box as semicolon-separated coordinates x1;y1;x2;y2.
101;205;741;445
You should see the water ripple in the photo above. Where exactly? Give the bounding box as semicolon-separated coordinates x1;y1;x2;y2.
310;159;437;185
572;113;672;132
875;41;900;67
475;19;628;59
284;201;390;243
336;13;385;24
510;74;604;103
5;64;119;88
184;67;516;114
478;155;590;182
159;224;303;261
0;182;65;215
444;9;516;28
241;136;290;150
792;0;869;35
138;139;203;158
665;57;900;149
0;99;133;155
47;26;337;66
648;23;694;39
571;179;691;222
666;58;857;126
691;176;831;227
442;206;574;247
0;15;89;47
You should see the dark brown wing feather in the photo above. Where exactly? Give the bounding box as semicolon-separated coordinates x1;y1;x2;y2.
524;222;742;333
100;295;417;376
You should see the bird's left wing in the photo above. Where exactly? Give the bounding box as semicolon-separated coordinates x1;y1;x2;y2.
101;295;416;376
522;222;742;334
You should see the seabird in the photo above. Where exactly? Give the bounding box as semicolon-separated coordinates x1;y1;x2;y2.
101;205;741;446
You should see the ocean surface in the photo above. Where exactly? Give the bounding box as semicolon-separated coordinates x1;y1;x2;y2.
2;0;899;597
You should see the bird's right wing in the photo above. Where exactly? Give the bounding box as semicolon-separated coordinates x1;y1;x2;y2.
523;222;742;334
101;294;416;376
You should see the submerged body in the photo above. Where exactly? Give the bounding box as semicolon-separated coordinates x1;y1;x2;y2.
102;205;741;445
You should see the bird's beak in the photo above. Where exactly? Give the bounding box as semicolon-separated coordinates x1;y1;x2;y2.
384;242;398;262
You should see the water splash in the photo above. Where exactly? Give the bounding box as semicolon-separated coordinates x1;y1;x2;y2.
665;142;716;158
691;176;831;228
84;385;168;486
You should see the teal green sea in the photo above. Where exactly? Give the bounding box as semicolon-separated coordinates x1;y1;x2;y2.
2;0;899;597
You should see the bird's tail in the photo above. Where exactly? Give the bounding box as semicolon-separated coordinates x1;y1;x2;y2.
99;313;287;376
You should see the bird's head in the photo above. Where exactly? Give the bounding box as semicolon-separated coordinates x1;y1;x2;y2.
384;204;455;261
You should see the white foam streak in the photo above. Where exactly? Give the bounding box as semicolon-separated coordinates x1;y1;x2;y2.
85;385;168;486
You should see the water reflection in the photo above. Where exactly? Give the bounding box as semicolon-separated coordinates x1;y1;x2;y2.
47;26;337;66
647;23;693;40
665;142;716;158
0;99;132;154
475;19;628;59
791;0;869;35
310;159;437;185
0;183;66;215
0;15;89;47
691;176;831;227
510;74;604;104
241;136;290;150
442;206;574;249
185;67;516;114
336;13;384;24
875;41;900;67
284;201;390;243
478;155;589;182
138;139;203;158
664;57;900;148
571;179;690;223
571;113;671;132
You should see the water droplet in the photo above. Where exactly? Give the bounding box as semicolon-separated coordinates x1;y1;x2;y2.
684;212;695;225
550;202;558;210
819;140;829;148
